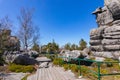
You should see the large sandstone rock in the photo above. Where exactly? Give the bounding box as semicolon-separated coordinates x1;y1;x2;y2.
102;39;120;45
93;6;113;26
90;0;120;59
3;51;38;65
90;45;103;51
60;48;91;61
105;0;120;20
13;54;38;65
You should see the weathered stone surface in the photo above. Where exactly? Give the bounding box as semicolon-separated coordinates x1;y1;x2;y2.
102;39;120;45
106;0;120;20
103;45;120;51
3;51;38;65
113;20;120;25
13;54;37;65
90;0;120;59
60;48;91;61
90;45;103;51
39;62;49;68
90;27;105;36
93;6;113;26
95;57;105;62
104;25;120;33
92;52;113;58
103;35;120;39
104;31;120;36
90;40;101;45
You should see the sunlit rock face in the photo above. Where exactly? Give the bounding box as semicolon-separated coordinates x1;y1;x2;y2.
90;0;120;59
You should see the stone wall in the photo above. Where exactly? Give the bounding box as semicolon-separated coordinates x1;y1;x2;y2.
90;0;120;59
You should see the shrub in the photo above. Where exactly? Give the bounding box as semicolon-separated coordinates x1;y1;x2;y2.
8;64;35;73
70;64;79;72
63;64;69;70
53;58;64;66
46;54;57;61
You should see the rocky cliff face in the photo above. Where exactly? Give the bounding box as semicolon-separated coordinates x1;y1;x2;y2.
90;0;120;59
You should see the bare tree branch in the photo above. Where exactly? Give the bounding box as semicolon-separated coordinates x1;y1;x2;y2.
17;8;40;50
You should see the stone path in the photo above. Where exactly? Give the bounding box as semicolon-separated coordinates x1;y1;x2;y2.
27;66;87;80
0;73;27;80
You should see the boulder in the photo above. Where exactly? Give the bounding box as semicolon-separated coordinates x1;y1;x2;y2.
60;48;91;62
3;51;38;65
95;57;105;62
39;62;49;68
13;54;38;65
28;50;39;58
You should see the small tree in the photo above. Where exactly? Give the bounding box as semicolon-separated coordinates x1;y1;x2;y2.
32;43;40;52
0;16;13;53
79;39;87;50
18;8;40;50
43;40;59;54
71;44;78;50
64;43;71;50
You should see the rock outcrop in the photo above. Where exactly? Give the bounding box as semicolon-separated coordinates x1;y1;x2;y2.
60;48;91;61
90;0;120;59
0;29;20;51
3;51;38;65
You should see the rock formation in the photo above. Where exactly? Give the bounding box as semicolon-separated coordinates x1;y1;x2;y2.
0;29;20;51
60;48;91;61
3;51;38;65
90;0;120;59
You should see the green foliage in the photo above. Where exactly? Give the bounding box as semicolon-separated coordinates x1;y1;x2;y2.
64;43;71;50
79;39;87;50
71;44;78;50
46;54;57;61
0;54;4;65
8;64;35;73
70;64;79;72
64;39;87;50
42;40;59;54
63;64;69;70
53;58;63;66
53;57;120;80
0;29;20;52
64;43;79;50
32;43;40;53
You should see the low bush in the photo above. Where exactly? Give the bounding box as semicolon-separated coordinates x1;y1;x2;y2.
53;58;64;66
46;54;57;61
53;57;120;80
8;64;35;73
70;64;79;72
63;64;69;70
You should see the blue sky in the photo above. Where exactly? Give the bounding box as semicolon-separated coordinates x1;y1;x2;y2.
0;0;104;47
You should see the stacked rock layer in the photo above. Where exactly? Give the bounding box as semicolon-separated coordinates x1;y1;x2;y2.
90;0;120;59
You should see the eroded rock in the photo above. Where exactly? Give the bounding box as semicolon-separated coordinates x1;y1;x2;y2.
90;0;120;59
